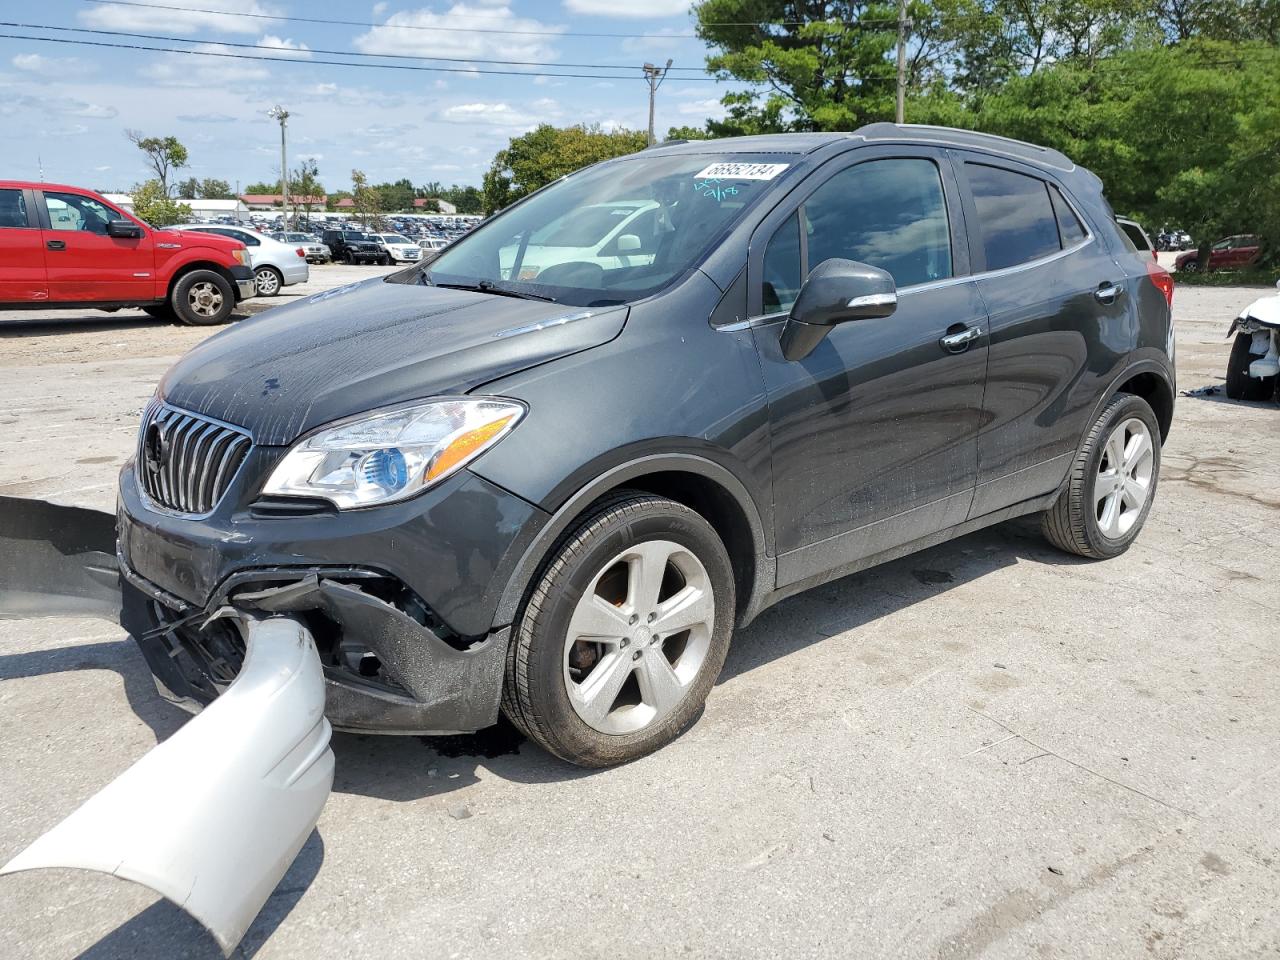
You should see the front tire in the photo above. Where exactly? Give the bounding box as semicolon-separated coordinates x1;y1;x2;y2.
171;270;235;326
1180;259;1201;274
1042;393;1161;559
502;492;736;767
1224;332;1275;401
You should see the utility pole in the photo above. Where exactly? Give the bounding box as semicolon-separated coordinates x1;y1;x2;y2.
268;105;290;228
895;0;909;124
643;59;673;147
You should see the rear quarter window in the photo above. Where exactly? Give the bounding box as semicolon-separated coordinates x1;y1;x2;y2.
966;164;1061;271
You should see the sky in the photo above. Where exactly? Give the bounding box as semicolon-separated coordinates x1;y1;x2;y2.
0;0;735;194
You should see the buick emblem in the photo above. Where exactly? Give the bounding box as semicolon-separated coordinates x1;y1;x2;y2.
143;422;167;475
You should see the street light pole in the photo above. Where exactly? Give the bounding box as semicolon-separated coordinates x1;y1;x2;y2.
895;0;909;124
268;105;290;228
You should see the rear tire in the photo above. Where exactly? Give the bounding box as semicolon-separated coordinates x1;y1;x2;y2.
502;492;735;767
1180;259;1201;273
1224;332;1275;401
1042;393;1161;560
171;270;235;326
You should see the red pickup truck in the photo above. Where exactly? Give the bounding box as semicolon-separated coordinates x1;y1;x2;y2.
0;181;256;325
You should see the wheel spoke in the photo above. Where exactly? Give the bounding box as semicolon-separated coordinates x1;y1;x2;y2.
651;585;713;637
636;647;684;715
1106;429;1126;472
572;650;634;726
626;541;672;616
1123;429;1151;473
1094;471;1122;504
1099;489;1123;536
567;594;630;642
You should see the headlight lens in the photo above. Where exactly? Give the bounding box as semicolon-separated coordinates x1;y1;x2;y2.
233;248;249;266
262;398;524;509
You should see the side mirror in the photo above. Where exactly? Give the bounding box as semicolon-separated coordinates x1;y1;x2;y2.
779;258;897;361
107;219;143;239
615;234;642;253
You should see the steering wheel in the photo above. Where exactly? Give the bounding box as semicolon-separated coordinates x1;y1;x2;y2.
534;261;605;288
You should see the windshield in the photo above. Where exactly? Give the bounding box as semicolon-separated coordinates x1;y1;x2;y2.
343;232;368;240
381;235;411;244
419;153;795;306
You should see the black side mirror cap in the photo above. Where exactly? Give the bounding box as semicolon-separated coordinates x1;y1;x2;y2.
780;258;898;361
107;219;143;239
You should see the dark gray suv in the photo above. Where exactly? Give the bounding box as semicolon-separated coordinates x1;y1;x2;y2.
118;124;1176;767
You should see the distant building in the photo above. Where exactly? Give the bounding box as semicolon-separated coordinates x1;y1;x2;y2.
186;198;250;219
334;198;356;210
239;194;326;211
102;193;136;214
414;197;457;214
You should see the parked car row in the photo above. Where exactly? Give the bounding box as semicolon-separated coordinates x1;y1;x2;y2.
177;224;309;296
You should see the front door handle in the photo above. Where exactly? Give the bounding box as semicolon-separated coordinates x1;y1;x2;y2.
1094;282;1122;304
46;239;66;251
939;325;980;354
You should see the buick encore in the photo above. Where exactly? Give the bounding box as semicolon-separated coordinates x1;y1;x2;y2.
117;124;1176;767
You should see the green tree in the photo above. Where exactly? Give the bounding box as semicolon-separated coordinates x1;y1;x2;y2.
243;181;278;195
175;177;200;199
289;159;325;217
351;169;382;226
482;124;647;213
665;125;716;140
130;179;192;226
199;178;234;200
125;131;189;195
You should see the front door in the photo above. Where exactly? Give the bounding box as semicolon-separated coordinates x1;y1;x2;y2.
39;190;154;302
748;151;989;588
0;188;47;302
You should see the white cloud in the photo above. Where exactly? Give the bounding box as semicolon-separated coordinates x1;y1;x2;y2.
1;93;118;119
442;102;526;126
257;35;312;58
140;44;270;86
562;0;690;16
675;97;723;117
12;54;93;77
46;124;90;137
176;112;239;123
80;0;283;36
353;4;563;65
372;1;388;13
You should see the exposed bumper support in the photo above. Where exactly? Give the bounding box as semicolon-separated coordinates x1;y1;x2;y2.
1;616;334;956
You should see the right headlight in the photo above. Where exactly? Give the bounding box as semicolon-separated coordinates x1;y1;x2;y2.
262;397;524;509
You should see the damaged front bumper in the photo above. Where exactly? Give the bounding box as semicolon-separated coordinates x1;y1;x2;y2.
117;457;548;734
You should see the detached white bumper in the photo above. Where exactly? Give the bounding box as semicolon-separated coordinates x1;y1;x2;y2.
1;616;333;956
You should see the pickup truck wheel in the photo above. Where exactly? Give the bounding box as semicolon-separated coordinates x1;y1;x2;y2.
172;270;235;326
1224;332;1275;401
1042;393;1160;560
254;266;283;297
502;492;735;767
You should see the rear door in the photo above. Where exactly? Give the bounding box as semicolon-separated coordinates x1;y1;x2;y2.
749;149;989;585
39;189;154;302
955;156;1132;517
0;187;47;303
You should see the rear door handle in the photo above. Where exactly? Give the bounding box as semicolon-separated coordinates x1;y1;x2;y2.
939;325;981;354
1094;282;1122;304
46;239;66;251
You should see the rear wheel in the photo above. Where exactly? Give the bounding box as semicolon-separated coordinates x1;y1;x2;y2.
254;266;283;297
171;270;235;326
1224;332;1275;401
1180;258;1201;274
1042;393;1160;559
502;492;735;767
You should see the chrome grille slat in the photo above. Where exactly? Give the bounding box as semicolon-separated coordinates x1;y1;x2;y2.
137;402;252;516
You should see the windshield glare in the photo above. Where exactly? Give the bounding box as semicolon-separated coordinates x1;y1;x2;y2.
422;153;794;306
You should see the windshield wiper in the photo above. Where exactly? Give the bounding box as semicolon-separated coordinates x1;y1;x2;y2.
431;279;556;302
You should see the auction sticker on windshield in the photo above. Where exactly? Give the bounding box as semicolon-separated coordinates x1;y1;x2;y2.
692;162;790;181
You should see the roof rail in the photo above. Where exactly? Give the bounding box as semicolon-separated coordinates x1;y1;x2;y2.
856;122;1075;173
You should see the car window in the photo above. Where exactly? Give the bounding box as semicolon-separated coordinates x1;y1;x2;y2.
761;211;803;315
803;158;952;289
1051;187;1088;247
966;164;1061;271
0;189;29;228
45;191;120;235
1213;239;1230;250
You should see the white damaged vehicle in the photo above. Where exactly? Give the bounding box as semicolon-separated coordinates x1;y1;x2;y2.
498;200;659;283
1226;278;1280;401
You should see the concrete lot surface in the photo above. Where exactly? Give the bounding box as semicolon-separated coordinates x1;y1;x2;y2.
1;266;1278;959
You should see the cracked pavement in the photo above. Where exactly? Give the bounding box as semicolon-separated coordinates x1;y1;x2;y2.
1;266;1278;958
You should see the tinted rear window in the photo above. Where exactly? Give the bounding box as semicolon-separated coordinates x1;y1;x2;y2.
1051;187;1088;246
967;164;1060;271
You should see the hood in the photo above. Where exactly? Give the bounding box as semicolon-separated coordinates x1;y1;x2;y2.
1240;290;1280;328
159;277;628;445
155;228;243;254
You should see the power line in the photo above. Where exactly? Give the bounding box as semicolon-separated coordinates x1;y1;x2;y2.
0;31;725;80
75;0;989;38
2;21;711;70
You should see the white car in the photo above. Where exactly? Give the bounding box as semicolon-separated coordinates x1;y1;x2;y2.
370;233;422;264
176;224;310;296
418;237;450;252
498;200;657;282
273;232;332;264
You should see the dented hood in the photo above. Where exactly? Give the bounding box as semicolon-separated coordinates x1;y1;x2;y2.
159;277;628;445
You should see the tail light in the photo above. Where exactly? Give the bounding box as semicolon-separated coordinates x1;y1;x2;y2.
1146;259;1174;307
296;247;305;258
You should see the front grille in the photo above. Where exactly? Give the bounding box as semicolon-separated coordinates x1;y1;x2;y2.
137;400;252;515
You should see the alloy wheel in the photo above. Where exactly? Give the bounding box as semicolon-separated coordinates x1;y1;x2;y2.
562;539;714;735
1094;417;1154;538
255;269;280;296
187;281;224;319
